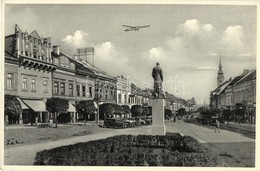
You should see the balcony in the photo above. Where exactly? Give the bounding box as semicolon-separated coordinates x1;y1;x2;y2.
19;55;56;72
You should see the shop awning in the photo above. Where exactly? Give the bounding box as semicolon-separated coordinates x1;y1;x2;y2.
23;99;47;112
17;97;29;109
68;102;76;112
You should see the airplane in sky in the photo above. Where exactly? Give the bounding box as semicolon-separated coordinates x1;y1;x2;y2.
122;25;150;32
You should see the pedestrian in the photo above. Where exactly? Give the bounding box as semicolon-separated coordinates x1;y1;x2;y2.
215;118;220;133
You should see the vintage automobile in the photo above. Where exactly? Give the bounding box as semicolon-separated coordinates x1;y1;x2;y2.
123;118;137;127
134;117;146;125
103;118;127;128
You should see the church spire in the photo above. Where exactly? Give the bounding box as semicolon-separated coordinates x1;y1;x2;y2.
217;55;224;87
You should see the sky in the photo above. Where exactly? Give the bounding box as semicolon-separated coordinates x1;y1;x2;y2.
5;4;256;104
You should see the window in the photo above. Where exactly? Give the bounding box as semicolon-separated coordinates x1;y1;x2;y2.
33;51;37;58
60;83;65;95
111;91;113;99
31;79;36;92
124;95;127;104
76;84;80;96
25;44;29;56
54;58;59;65
105;90;108;99
89;86;92;98
69;84;73;96
82;84;86;97
118;94;122;103
43;80;48;93
54;82;59;94
22;77;28;91
7;73;14;89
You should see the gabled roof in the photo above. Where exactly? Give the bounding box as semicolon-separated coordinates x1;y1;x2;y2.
5;34;16;56
15;24;23;33
212;80;231;96
234;69;256;86
29;30;41;39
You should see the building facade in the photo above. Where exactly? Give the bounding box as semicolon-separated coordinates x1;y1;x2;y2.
210;69;256;123
116;75;131;105
5;25;56;124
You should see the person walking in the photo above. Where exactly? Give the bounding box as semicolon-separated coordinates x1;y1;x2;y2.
215;118;220;133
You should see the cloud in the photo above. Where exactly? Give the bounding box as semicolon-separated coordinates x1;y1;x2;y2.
62;30;89;48
221;25;245;52
140;19;254;101
94;42;132;76
177;65;217;72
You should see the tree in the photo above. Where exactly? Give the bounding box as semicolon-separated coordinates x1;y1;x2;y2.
76;100;97;124
122;105;131;116
46;98;69;127
99;103;124;119
164;108;173;119
177;108;186;117
142;107;150;117
131;105;143;117
147;106;152;116
5;94;22;124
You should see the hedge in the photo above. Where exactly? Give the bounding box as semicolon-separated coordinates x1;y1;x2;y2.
34;133;220;166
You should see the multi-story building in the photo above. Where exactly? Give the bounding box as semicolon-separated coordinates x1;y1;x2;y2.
51;46;78;123
75;60;117;104
210;67;256;123
5;25;56;124
116;75;131;105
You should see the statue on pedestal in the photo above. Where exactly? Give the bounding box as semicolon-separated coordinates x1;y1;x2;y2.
152;62;165;98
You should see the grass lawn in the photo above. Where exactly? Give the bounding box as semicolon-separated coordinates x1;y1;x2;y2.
4;124;112;147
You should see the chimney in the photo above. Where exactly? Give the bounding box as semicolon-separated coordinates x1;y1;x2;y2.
53;45;60;55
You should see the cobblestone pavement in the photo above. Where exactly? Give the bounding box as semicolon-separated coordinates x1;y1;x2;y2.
4;120;255;167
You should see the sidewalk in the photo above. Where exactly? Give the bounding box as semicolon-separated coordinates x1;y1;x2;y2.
4;126;153;165
224;122;255;132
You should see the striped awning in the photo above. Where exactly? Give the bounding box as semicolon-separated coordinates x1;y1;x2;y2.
68;102;76;112
17;97;29;109
23;99;47;112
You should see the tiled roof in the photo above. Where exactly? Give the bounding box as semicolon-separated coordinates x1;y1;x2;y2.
5;35;16;55
234;70;256;86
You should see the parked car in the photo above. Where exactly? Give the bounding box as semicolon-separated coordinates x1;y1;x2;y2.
104;118;127;128
134;117;146;125
123;118;137;127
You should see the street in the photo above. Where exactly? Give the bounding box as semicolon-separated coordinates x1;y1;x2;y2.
4;120;255;167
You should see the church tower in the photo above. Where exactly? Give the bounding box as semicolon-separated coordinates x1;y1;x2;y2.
217;56;224;87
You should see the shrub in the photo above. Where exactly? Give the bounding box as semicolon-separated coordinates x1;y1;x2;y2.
34;134;220;166
131;105;143;117
5;94;22;124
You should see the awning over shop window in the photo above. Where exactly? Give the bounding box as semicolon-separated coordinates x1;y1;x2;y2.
23;99;47;112
68;102;76;112
17;97;29;109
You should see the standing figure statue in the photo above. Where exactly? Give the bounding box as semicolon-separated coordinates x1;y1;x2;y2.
152;62;164;98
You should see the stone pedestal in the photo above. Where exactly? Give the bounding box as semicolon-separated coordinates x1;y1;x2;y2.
150;98;166;135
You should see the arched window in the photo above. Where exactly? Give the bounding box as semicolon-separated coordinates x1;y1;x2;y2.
25;44;29;56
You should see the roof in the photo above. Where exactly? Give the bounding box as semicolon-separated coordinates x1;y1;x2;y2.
234;69;256;86
5;34;16;56
212;80;231;96
29;30;41;39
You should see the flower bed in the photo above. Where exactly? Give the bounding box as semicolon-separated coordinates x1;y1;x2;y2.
34;133;220;166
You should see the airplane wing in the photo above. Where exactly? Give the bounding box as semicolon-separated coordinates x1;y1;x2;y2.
139;25;150;28
122;25;135;28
